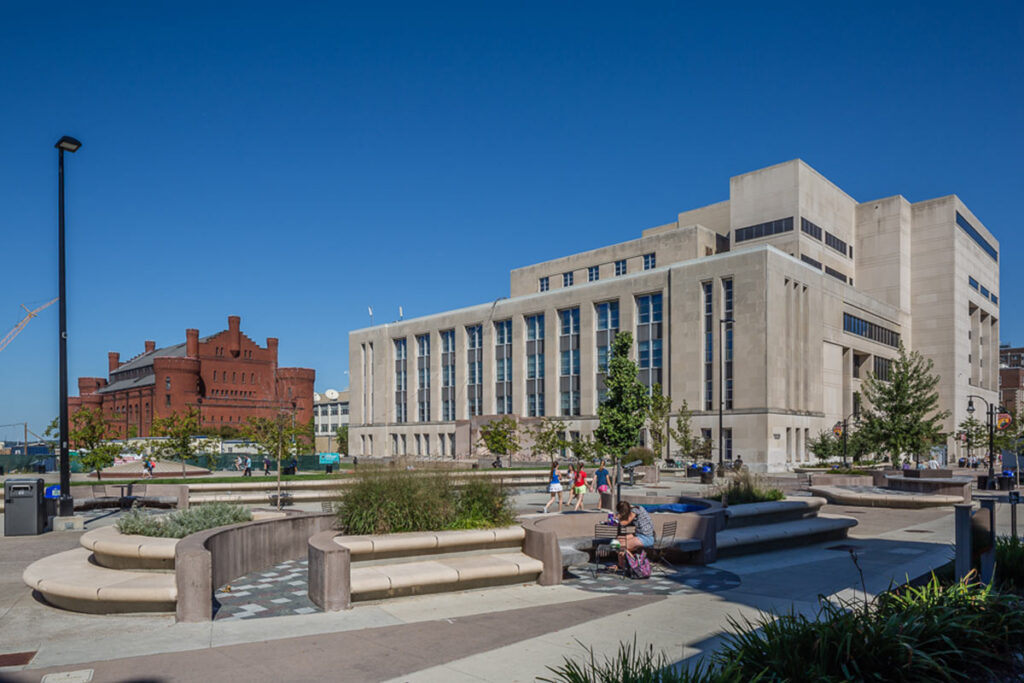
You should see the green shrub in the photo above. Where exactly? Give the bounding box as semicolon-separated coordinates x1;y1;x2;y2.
626;446;657;466
337;469;517;534
115;502;252;538
705;470;784;504
549;575;1024;682
996;535;1024;591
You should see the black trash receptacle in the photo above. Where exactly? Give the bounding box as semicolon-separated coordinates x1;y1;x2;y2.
36;463;46;474
999;476;1015;491
4;478;46;536
700;470;714;485
977;475;990;490
325;464;333;474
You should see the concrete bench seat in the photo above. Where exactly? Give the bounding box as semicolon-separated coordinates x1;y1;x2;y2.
23;548;177;614
723;497;826;528
334;526;526;561
350;552;543;601
715;514;857;557
80;526;178;571
809;485;964;509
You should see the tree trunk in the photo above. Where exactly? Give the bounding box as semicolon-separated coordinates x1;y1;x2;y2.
276;435;283;511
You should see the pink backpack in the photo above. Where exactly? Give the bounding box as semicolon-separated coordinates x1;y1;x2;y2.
625;549;651;579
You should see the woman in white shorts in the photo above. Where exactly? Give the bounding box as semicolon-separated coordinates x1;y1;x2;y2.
543;462;564;513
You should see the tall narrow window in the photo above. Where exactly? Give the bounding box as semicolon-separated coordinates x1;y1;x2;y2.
466;325;483;416
595;300;619;408
416;334;431;422
539;276;549;292
495;319;512;414
562;272;574;287
643;253;656;270
723;428;733;461
723;278;734;410
394;338;407;423
636;292;663;392
559;307;580;416
703;282;713;411
615;259;627;276
526;314;545;416
588;265;600;282
441;329;455;421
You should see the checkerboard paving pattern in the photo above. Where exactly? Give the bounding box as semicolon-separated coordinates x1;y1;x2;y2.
565;563;742;597
213;558;322;620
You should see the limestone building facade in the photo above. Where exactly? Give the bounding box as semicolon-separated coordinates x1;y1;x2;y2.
348;160;1000;471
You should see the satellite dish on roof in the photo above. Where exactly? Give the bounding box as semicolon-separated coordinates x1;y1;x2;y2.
325;389;340;400
313;393;322;401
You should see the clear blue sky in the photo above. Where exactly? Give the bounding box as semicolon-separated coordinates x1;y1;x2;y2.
1;1;1022;439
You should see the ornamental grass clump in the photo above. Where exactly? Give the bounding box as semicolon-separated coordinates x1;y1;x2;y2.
115;502;252;538
706;470;784;504
336;467;515;534
995;534;1024;591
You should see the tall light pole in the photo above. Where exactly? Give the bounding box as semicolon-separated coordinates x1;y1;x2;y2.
967;395;1004;490
718;316;734;470
56;135;82;517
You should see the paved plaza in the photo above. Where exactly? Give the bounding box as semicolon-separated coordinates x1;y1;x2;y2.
0;475;1015;682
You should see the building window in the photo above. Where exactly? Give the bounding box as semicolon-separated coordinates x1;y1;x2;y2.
825;231;849;256
800;218;823;240
595;300;619;407
588;265;600;282
441;329;455;421
733;216;793;243
873;356;893;382
956;212;998;262
526;314;545;416
723;278;734;410
417;334;431;422
394;338;408;423
843;313;900;348
723;428;733;460
559;307;580;416
562;272;574;287
703;281;713;411
969;277;979;290
643;253;656;270
615;259;627;276
824;265;848;283
495;319;512;414
636;292;663;392
800;254;822;270
467;324;483;416
539;276;549;292
165;394;171;406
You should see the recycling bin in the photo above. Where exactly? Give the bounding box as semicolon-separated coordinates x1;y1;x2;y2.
4;478;46;536
44;485;61;521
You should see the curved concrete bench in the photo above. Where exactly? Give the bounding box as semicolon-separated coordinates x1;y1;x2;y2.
23;548;177;614
809;485;964;509
723;497;826;528
308;524;559;610
81;527;179;571
716;515;857;557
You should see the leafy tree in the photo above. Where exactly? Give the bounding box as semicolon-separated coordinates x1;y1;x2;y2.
151;407;216;476
595;332;651;460
530;416;569;462
807;430;842;462
958;415;988;460
859;345;950;465
68;407;122;480
43;416;60;451
126;424;139;439
571;435;606;464
646;384;673;462
336;424;349;456
477;416;520;466
668;399;699;460
243;410;307;509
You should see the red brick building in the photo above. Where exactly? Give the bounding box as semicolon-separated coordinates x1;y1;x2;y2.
69;315;315;437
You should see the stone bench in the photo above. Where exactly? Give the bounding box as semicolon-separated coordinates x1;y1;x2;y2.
715;515;858;557
308;525;560;610
23;548;177;614
723;497;826;529
80;526;178;571
809;485;965;509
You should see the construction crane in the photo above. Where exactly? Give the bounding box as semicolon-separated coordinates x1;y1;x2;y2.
0;298;58;353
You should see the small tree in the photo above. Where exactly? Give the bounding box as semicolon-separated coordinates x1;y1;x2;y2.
807;430;842;462
958;415;988;460
530;416;569;462
68;406;122;480
477;416;519;467
336;424;349;456
571;435;605;464
668;399;699;460
595;332;651;461
859;345;950;465
243;410;306;509
151;407;215;476
646;384;673;462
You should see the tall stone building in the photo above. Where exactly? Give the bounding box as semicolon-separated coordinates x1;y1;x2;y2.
69;315;315;437
349;160;1000;471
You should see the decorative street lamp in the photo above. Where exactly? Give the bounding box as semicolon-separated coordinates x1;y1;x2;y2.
967;395;1008;490
718;316;734;470
56;135;82;517
832;410;860;468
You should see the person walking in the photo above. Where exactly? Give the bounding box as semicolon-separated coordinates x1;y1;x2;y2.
243;456;252;477
543;462;564;513
594;461;612;495
570;462;589;511
263;457;271;475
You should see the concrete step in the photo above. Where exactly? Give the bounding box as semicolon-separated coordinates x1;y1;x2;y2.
23;548;177;614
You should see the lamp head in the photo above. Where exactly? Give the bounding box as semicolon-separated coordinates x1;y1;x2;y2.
967;398;975;414
55;136;82;153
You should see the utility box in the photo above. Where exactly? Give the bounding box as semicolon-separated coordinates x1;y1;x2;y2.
4;478;47;536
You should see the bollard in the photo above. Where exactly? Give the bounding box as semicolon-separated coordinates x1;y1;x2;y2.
979;498;996;584
1010;490;1020;540
954;503;973;582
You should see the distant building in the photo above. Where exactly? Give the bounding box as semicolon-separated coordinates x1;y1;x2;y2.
1001;345;1024;369
1001;368;1024;416
314;389;349;452
69;315;315;438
